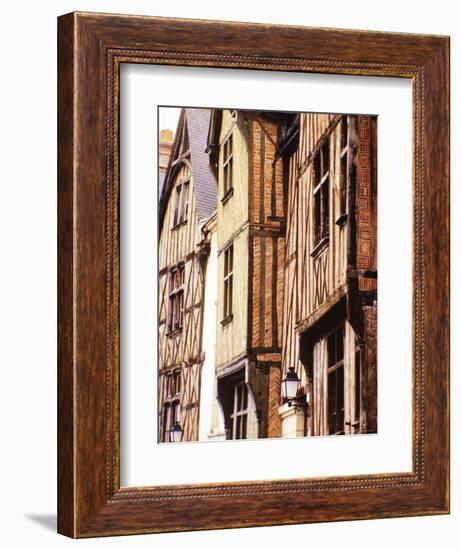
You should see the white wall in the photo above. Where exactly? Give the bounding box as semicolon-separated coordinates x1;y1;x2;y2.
198;226;226;440
0;1;458;549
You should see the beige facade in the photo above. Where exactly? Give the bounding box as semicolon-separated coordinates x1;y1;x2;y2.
216;110;250;369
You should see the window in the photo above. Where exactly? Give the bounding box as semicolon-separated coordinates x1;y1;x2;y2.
222;134;233;198
338;117;348;223
223;244;233;320
180;179;190;222
172;185;180;227
228;382;248;440
168;264;184;332
313;138;330;247
172;179;190;227
327;325;345;435
162;400;181;442
166;369;181;398
161;370;181;442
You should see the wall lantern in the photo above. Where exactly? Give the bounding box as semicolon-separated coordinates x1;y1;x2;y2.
281;367;301;402
281;366;309;429
169;421;183;443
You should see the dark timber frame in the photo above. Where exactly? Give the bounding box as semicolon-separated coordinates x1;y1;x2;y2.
58;12;450;537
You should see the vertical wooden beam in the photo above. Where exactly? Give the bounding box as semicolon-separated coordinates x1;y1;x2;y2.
362;306;377;433
267;366;281;438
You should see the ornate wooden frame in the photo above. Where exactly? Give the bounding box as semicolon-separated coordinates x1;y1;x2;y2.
57;12;450;538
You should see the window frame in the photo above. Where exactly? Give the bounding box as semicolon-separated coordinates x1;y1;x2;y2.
327;325;345;436
221;132;234;202
171;177;190;228
313;137;331;250
228;381;249;440
222;243;234;323
161;369;182;443
167;263;185;333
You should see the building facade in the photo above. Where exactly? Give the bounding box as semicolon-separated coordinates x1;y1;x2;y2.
279;113;378;437
158;108;377;443
158;108;216;442
207;109;286;440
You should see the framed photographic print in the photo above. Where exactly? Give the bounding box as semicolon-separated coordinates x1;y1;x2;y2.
58;12;450;538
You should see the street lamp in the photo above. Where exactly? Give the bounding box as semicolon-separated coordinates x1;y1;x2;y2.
281;367;309;437
169;421;183;443
281;367;301;402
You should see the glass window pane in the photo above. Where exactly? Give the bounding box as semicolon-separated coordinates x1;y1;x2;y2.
340;154;347;214
322;178;329;238
314;153;321;182
224;279;228;317
341;117;348;150
241;414;247;439
228;276;233;315
314;191;321;243
178;291;184;327
328;370;336;434
336;326;344;362
328;332;336;367
224;164;228;194
227;157;232;191
337;367;345;431
174;401;180;423
355;348;361;423
237;384;243;411
236;415;241;439
322;140;330;176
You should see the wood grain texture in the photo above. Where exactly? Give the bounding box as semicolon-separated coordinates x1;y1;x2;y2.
57;12;75;538
57;11;450;538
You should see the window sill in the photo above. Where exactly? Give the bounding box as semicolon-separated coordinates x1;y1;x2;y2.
335;213;347;228
221;188;234;205
171;219;187;231
220;314;233;327
310;236;329;258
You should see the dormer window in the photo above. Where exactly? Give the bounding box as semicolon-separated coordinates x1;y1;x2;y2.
172;179;190;228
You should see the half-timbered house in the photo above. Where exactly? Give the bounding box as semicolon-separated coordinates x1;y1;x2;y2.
158;108;217;442
207;109;287;440
158;107;377;443
278;113;377;437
